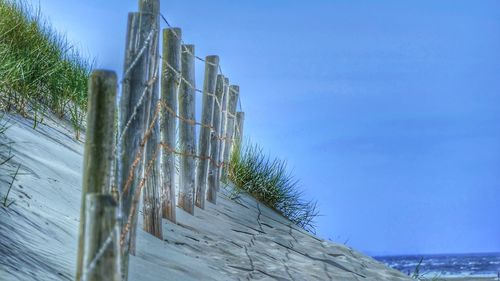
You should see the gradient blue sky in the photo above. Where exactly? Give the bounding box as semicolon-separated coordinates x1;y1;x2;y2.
28;0;500;256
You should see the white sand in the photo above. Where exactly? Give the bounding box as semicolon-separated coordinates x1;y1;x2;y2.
0;113;412;281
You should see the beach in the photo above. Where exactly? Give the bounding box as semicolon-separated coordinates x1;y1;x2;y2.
0;113;413;280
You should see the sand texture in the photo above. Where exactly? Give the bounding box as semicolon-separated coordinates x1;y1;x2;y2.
0;114;412;280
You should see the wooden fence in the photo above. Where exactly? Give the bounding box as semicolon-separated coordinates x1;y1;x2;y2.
75;1;245;280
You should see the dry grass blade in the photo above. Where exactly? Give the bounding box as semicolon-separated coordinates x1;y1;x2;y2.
3;163;20;207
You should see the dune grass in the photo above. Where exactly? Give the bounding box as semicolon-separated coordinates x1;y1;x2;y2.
0;0;92;138
227;141;319;232
0;113;15;208
410;257;443;281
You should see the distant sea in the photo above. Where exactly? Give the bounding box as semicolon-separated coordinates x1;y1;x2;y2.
375;253;500;278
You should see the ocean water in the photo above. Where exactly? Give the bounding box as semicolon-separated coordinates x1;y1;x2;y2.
375;253;500;278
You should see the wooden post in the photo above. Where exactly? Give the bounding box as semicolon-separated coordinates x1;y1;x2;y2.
178;44;196;214
141;0;162;240
195;56;219;209
76;70;117;281
235;111;245;152
218;77;229;181
139;0;159;14
119;10;157;279
207;75;225;204
142;84;163;238
221;85;239;178
160;28;181;222
81;194;121;281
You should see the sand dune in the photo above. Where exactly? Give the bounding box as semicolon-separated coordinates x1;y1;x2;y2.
0;113;412;280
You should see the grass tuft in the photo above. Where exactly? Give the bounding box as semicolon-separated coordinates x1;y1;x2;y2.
0;0;92;137
0;113;15;208
410;257;443;281
227;141;319;233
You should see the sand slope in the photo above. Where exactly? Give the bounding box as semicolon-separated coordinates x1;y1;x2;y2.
0;114;412;281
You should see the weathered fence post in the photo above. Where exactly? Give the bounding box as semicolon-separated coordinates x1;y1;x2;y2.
82;194;121;281
221;85;239;178
207;74;225;204
218;77;230;181
195;55;220;209
76;70;117;281
119;9;157;279
178;44;196;214
235;111;245;152
141;0;162;240
160;28;182;222
142;84;163;238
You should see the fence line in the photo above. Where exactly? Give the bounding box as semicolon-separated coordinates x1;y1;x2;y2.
160;13;224;76
160;56;241;145
76;2;245;280
118;8;160;280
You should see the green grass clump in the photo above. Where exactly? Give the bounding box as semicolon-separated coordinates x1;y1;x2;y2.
0;0;92;137
227;141;318;232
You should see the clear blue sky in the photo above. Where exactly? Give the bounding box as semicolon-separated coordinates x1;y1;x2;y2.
29;0;500;256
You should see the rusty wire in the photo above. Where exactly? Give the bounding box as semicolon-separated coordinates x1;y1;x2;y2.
85;11;242;280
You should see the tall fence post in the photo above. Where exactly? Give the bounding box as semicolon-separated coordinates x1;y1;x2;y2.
218;77;230;181
235;111;245;152
178;44;196;214
207;74;225;204
195;55;219;209
141;0;162;240
119;9;157;279
221;85;239;178
142;83;163;238
76;70;118;281
160;28;182;222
